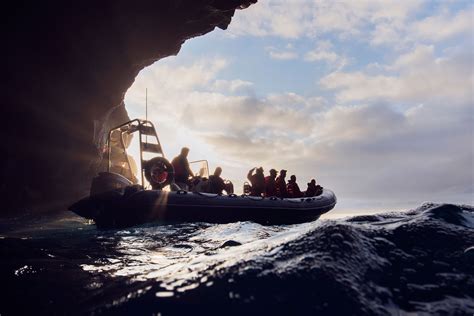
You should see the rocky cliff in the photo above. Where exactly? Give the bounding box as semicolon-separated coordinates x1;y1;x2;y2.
2;0;255;215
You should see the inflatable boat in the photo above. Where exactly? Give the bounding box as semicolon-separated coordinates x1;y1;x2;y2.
69;119;337;228
70;183;337;229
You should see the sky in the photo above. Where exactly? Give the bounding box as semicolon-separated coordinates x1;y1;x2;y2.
124;0;473;215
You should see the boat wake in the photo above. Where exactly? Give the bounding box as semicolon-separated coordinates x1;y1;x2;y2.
0;203;473;315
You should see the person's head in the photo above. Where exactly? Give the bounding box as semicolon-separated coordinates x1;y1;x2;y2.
280;169;287;177
256;167;264;174
290;175;296;182
180;147;190;157
214;167;222;177
269;169;277;177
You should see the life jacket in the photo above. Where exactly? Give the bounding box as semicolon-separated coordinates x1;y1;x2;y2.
275;176;287;198
264;176;277;197
287;181;303;198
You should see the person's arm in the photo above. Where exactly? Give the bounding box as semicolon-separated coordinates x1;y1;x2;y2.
247;168;254;181
218;177;226;194
184;159;193;179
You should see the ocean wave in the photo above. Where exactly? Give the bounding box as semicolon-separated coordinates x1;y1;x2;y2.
0;203;472;315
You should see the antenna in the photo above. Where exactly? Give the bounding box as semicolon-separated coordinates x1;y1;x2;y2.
145;88;148;144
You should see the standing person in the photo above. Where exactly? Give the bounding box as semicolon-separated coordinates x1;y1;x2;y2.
171;147;193;190
247;167;265;196
264;169;278;197
209;167;226;194
287;175;304;198
275;169;288;198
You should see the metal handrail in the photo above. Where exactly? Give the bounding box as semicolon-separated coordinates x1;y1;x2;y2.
189;159;209;178
106;119;165;186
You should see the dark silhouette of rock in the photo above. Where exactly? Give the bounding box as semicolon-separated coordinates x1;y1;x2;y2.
220;240;242;248
1;0;256;215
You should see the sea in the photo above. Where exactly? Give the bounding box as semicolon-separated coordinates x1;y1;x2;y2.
0;203;473;315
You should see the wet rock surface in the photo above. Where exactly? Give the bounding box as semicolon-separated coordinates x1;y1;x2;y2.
0;203;472;315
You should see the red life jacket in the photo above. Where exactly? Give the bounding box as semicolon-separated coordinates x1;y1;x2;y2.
287;181;303;198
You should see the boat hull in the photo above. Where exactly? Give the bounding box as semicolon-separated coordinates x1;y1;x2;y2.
69;189;337;229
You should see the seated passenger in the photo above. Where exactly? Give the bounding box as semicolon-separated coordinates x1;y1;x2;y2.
247;167;265;196
264;169;278;197
208;167;226;194
287;175;304;198
243;181;251;195
305;179;323;197
224;180;234;195
275;169;288;198
197;167;207;178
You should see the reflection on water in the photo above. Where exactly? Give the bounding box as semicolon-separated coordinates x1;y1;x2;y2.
81;220;319;295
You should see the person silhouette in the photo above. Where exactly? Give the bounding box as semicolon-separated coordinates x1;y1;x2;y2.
171;147;193;190
247;167;265;196
287;175;303;198
305;179;323;197
209;167;226;194
264;169;278;197
275;169;288;198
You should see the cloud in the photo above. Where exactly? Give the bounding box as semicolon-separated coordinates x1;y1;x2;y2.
265;45;298;60
229;0;425;41
266;92;327;112
304;40;348;69
411;7;473;42
311;102;473;201
370;6;474;47
203;133;305;166
369;21;405;47
127;58;227;95
180;94;316;138
228;1;308;39
268;50;298;60
320;44;473;104
212;79;254;93
229;0;473;58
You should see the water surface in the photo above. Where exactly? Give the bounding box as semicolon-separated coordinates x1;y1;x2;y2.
1;203;473;315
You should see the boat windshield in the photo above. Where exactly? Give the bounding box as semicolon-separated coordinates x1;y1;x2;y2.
189;160;209;179
108;127;139;184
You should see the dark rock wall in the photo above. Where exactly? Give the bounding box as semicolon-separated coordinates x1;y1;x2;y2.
2;0;256;215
